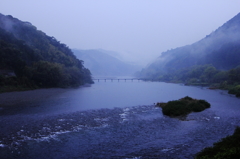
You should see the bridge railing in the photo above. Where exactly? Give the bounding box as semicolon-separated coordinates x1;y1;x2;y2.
92;78;157;82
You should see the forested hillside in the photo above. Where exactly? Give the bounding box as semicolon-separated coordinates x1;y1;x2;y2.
138;13;240;78
0;13;93;92
136;13;240;96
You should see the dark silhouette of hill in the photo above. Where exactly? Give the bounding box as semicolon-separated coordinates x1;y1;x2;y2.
0;13;93;90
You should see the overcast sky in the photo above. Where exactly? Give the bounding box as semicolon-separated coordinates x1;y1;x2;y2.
0;0;240;66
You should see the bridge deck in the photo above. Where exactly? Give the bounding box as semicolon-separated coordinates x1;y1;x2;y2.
92;78;153;82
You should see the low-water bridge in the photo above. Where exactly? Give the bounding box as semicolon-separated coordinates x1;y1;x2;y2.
92;78;155;82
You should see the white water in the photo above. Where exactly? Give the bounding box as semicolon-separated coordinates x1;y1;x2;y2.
1;80;240;158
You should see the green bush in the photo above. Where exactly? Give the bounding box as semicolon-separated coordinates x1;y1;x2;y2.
198;100;211;108
190;102;205;112
181;96;194;101
196;127;240;159
159;96;210;117
228;85;240;97
162;100;191;116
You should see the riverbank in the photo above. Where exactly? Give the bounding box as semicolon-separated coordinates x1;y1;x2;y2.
196;126;240;158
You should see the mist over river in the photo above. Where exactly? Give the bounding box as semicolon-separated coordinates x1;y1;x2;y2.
1;80;240;158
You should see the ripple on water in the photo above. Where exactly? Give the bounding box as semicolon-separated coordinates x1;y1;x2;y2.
1;106;160;148
0;143;5;147
1;105;240;159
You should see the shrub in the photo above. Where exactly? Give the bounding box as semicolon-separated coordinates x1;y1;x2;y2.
190;102;205;112
162;100;191;116
228;85;240;97
180;96;194;101
159;96;210;118
196;127;240;159
198;100;211;108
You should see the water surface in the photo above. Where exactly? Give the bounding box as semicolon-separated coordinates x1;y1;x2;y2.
1;80;240;158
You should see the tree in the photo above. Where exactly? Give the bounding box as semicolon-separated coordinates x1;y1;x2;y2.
28;61;63;87
200;65;218;83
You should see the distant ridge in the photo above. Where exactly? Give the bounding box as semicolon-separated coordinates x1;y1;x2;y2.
72;49;141;77
139;12;240;78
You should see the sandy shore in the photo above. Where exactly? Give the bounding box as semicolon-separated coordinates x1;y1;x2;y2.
0;88;70;107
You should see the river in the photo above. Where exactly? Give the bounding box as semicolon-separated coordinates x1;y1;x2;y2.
1;80;240;158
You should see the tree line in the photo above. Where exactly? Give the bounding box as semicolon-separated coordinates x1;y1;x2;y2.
138;64;240;97
0;15;93;92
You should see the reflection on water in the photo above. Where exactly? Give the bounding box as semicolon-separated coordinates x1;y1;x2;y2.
1;81;240;158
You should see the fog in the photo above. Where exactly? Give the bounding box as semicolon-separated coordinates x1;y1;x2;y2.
0;0;240;66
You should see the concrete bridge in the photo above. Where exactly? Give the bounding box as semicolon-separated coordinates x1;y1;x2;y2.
92;78;154;82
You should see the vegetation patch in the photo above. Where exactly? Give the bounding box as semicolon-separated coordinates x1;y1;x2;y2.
195;127;240;159
228;85;240;97
138;64;240;98
156;96;210;118
0;14;93;92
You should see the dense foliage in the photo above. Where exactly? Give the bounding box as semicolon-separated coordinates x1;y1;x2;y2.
138;40;240;79
0;13;93;91
196;127;240;159
140;64;240;97
157;96;210;118
137;13;240;96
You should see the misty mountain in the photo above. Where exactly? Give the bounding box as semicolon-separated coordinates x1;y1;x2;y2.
72;49;141;77
0;13;92;90
139;12;240;78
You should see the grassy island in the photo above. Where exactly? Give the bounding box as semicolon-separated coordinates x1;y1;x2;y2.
196;127;240;159
156;96;210;118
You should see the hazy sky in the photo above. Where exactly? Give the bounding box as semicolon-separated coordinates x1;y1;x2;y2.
0;0;240;65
